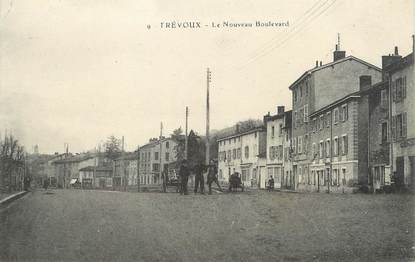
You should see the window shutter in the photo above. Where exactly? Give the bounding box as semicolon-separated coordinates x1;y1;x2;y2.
403;76;407;99
344;136;348;155
403;112;407;138
345;105;348;121
392;115;396;141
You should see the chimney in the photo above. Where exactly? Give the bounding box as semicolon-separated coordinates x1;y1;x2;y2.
236;123;240;133
333;34;346;61
381;47;402;69
319;61;323;66
359;75;372;91
315;60;319;68
277;106;285;114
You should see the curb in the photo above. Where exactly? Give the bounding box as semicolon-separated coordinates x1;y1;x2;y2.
0;191;29;206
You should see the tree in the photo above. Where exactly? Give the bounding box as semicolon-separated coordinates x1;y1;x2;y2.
171;128;185;167
104;135;122;161
0;134;25;193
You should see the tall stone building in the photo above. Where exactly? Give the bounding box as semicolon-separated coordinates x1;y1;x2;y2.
289;42;382;192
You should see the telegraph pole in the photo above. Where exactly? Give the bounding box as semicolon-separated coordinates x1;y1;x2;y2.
185;107;189;160
206;68;211;165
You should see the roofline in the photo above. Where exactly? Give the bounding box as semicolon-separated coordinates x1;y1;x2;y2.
288;56;382;90
309;92;360;118
217;127;265;142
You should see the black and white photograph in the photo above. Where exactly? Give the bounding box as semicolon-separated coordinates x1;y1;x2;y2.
0;0;414;261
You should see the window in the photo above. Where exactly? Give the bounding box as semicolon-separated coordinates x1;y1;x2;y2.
306;81;309;96
312;118;317;133
326;112;331;128
334;108;339;124
234;138;236;143
292;137;297;155
298;136;302;154
381;89;388;108
333;137;338;156
279;124;283;136
319;141;323;158
154;152;159;161
232;149;236;159
325;139;331;157
312;143;317;158
319;115;324;130
300;85;303;97
294;111;297;129
237;148;241;159
152;163;160;172
244;146;249;159
299;108;304;126
294;90;297;103
304;104;309;122
166;142;169;148
381;122;388;143
341;104;348;121
304;135;308;154
393;76;407;102
165;152;170;161
392;113;407;140
341;135;348;155
271;126;275;138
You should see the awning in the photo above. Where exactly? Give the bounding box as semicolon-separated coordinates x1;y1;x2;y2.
70;179;78;185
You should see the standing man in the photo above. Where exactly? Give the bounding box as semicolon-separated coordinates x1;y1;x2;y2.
207;159;222;195
193;162;205;194
179;159;190;195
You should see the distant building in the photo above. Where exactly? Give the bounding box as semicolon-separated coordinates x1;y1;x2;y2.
263;106;290;189
113;152;138;189
217;126;266;187
139;137;178;186
52;154;99;188
79;165;113;189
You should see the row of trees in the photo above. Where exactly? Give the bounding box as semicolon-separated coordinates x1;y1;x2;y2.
0;134;27;193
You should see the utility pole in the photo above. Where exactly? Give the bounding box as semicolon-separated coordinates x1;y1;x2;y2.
206;68;211;165
185;107;189;160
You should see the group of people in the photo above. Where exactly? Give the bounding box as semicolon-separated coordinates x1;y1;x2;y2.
177;159;222;195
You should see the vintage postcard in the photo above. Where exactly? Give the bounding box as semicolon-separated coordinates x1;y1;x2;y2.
0;0;414;261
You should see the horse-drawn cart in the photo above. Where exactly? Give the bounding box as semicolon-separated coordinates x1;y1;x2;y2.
228;173;244;192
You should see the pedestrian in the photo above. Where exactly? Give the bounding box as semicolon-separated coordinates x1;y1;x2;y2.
178;159;190;195
207;159;222;195
268;176;274;192
193;162;205;194
43;179;49;191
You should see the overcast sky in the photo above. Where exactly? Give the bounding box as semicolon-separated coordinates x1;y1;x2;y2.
0;0;413;154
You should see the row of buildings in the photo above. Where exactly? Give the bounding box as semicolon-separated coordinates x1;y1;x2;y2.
217;37;414;193
39;136;180;190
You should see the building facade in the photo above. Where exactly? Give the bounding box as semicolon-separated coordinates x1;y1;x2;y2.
289;44;382;192
217;127;266;187
387;49;414;189
263;106;289;189
139;137;178;186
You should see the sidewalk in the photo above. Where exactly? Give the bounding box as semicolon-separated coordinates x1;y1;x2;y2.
0;191;28;206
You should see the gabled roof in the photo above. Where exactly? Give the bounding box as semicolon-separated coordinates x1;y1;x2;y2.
217;126;265;142
288;56;382;90
53;154;94;164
